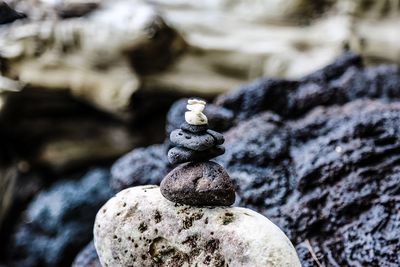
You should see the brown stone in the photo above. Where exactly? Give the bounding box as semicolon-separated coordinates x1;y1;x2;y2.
160;161;235;206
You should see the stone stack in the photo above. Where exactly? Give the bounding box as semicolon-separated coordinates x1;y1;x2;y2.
168;99;225;164
161;99;235;206
93;98;302;267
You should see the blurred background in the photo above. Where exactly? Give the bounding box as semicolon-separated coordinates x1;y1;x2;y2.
0;0;399;266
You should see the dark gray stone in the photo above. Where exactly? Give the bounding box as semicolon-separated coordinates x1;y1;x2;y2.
160;161;235;206
170;129;215;151
180;122;208;133
7;169;113;267
206;129;224;145
167;146;224;165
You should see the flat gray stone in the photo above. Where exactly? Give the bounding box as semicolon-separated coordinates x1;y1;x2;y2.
167;146;224;165
170;129;215;151
94;185;302;267
180;122;208;133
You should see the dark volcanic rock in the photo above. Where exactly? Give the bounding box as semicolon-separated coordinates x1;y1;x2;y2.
216;53;400;120
72;241;101;267
110;144;169;192
160;161;235;206
7;169;113;267
0;1;26;24
274;100;400;266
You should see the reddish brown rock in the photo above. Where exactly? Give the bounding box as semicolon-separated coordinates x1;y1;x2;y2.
160;161;235;206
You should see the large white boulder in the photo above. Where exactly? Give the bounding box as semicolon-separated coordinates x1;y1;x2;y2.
94;185;301;267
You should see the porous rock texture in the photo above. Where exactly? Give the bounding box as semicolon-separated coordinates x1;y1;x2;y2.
160;161;235;206
94;185;301;267
7;169;113;267
110;53;400;266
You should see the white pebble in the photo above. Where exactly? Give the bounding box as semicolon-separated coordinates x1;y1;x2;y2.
185;111;208;125
188;99;206;105
187;103;205;113
185;99;208;125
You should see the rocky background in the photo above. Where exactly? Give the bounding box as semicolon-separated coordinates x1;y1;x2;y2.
0;0;400;267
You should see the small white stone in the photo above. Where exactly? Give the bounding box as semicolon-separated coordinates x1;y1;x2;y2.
94;185;302;267
186;103;205;113
188;99;206;105
185;111;208;125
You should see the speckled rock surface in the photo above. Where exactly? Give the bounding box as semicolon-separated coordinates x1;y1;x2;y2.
94;185;301;267
160;161;235;206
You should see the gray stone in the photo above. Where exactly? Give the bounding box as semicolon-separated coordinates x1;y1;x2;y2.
167;146;224;165
94;185;302;267
206;129;224;145
170;129;215;151
160;161;235;206
180;122;208;133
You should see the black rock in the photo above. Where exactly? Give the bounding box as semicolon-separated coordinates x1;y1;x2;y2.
160;161;235;206
7;169;113;267
170;129;215;151
110;144;169;192
216;53;400;120
0;2;26;25
180;122;208;133
168;146;224;165
72;241;101;267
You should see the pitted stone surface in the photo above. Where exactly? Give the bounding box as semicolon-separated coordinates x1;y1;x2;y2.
170;129;215;151
94;186;301;267
160;161;235;206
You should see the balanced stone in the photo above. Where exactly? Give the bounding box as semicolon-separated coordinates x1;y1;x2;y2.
94;185;302;267
170;129;215;151
180;122;208;133
185;99;208;125
168;146;224;165
206;129;224;145
185;111;208;125
160;161;235;206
